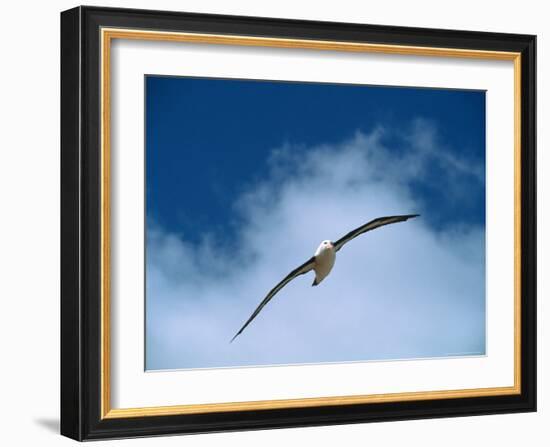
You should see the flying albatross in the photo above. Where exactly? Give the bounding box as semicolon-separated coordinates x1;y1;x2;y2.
230;213;419;342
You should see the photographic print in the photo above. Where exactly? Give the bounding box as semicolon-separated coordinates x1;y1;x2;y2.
145;76;486;370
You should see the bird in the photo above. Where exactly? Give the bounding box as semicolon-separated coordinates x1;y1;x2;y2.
230;213;419;342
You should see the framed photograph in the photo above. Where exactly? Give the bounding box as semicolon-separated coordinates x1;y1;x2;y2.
60;6;536;441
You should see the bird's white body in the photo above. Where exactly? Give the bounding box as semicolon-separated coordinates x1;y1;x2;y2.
313;240;336;285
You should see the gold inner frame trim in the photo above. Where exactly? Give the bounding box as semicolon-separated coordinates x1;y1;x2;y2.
100;27;522;419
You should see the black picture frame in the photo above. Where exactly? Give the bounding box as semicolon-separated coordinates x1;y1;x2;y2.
61;5;536;441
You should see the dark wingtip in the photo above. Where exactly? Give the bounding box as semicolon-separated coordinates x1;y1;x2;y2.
231;318;252;343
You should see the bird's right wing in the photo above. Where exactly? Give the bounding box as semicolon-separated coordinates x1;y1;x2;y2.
333;214;419;252
230;256;316;342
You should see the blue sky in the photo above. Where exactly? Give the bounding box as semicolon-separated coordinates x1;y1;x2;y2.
145;76;486;370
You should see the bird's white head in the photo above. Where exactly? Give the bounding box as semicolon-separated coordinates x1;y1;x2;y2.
315;240;335;256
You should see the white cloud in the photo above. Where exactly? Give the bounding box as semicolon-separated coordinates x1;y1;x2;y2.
146;123;485;370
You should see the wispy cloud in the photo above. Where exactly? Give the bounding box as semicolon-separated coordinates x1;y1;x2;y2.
146;123;485;370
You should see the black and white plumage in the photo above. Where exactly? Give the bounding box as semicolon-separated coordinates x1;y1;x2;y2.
230;214;419;342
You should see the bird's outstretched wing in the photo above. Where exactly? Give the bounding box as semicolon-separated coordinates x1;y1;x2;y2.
230;256;316;342
333;214;419;252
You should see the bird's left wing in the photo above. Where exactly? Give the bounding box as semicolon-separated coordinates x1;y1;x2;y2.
230;256;316;342
333;214;419;252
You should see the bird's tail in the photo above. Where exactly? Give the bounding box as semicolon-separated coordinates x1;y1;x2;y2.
312;278;319;286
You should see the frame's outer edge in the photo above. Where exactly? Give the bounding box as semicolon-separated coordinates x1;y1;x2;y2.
61;6;84;441
76;5;534;52
520;34;537;411
60;5;537;441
